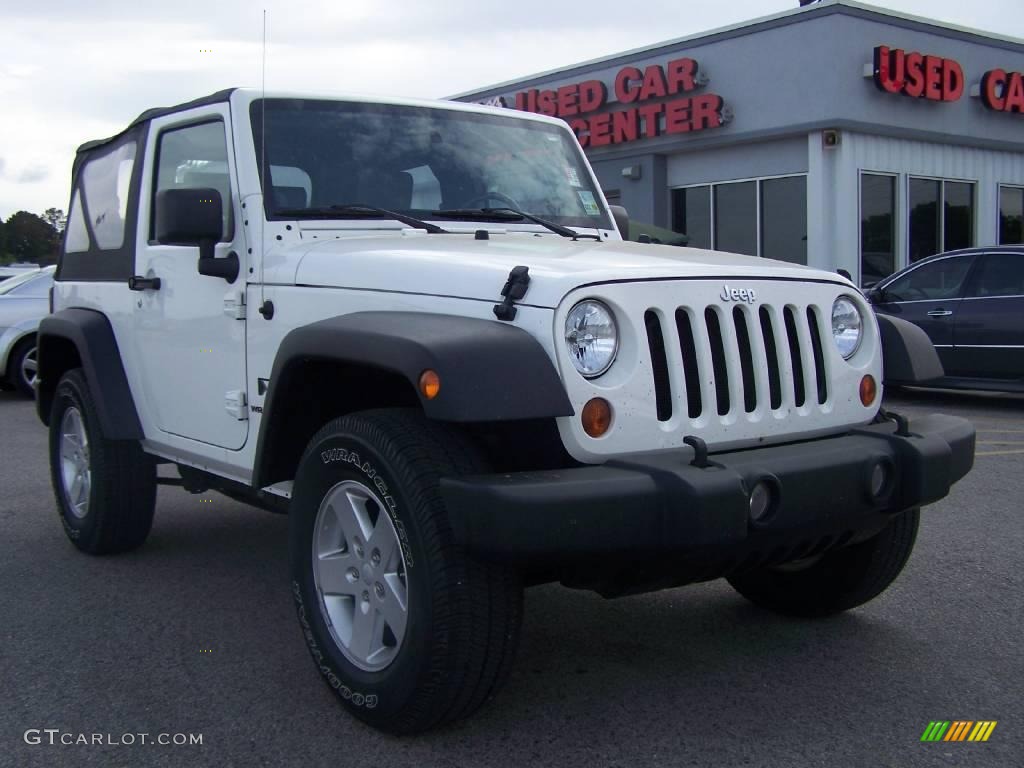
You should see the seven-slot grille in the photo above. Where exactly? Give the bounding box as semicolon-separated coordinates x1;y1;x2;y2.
644;303;830;423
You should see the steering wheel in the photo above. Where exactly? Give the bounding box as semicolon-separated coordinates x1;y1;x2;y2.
457;191;522;211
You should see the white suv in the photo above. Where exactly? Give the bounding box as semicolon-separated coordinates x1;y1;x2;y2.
36;89;974;733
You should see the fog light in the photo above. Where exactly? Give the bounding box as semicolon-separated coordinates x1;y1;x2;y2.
581;398;612;438
749;480;773;522
859;374;877;407
869;461;889;498
419;369;441;400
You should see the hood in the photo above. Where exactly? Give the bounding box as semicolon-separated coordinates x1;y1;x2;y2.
271;230;844;309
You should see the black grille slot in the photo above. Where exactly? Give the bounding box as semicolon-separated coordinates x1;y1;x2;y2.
783;307;806;407
806;307;828;405
644;310;672;422
733;307;757;413
705;308;730;416
759;307;782;409
675;309;702;418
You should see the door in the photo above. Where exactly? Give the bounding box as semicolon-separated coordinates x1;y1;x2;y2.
872;254;977;373
950;252;1024;379
132;110;249;449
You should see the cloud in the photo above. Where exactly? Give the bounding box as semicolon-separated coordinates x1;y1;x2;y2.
16;165;50;184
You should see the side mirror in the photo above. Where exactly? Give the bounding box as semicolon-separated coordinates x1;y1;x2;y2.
154;188;238;284
609;204;629;240
866;286;885;304
155;187;223;246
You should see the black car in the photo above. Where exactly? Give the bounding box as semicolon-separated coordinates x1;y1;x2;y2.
868;246;1024;392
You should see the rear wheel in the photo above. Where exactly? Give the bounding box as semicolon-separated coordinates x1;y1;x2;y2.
9;336;38;398
727;509;920;617
48;369;157;554
289;409;522;733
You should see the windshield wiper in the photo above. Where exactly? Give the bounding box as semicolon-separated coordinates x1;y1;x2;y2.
274;204;449;234
430;207;601;241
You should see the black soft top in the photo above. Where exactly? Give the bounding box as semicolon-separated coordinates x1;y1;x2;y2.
76;88;237;155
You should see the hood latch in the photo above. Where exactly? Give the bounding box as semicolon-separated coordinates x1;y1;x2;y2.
493;265;530;321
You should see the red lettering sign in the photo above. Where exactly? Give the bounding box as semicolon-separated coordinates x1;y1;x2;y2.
512;56;725;146
981;68;1024;114
873;46;963;102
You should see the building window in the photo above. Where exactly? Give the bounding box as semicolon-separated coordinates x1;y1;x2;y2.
671;175;806;263
714;181;757;256
1000;186;1023;245
908;177;974;263
860;173;896;286
761;176;807;264
672;185;711;249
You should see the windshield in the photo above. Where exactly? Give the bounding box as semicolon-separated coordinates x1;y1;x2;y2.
251;99;611;230
0;268;46;295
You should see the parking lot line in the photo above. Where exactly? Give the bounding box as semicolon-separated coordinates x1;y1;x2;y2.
975;448;1024;456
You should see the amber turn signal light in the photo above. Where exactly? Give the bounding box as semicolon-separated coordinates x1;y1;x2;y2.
859;374;877;407
581;397;612;438
419;369;441;400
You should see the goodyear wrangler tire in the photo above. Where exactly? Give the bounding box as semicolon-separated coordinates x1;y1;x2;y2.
289;409;522;734
727;508;920;617
48;368;157;554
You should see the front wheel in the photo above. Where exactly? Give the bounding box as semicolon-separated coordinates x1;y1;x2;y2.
727;509;920;617
289;409;522;734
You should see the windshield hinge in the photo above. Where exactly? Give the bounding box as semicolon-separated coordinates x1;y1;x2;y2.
223;291;246;319
493;266;530;321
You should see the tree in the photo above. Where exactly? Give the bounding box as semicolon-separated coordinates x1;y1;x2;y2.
0;217;6;258
4;211;59;264
42;208;67;234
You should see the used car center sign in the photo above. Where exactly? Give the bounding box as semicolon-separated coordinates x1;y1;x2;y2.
509;57;729;148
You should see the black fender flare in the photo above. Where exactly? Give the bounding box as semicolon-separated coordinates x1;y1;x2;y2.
253;312;573;486
875;313;944;384
36;308;144;439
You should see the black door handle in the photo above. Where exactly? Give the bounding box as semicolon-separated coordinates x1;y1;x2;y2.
128;276;161;291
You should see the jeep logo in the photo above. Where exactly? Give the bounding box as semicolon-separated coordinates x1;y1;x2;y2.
720;284;757;304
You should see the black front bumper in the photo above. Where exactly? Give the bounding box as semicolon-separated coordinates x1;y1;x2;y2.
441;414;974;567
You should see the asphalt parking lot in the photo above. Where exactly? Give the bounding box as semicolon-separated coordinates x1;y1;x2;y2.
1;387;1021;768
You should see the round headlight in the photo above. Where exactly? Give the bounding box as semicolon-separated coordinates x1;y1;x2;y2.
565;300;618;378
832;295;863;360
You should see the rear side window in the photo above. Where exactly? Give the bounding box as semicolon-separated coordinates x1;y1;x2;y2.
154;121;232;240
883;256;974;301
80;142;137;250
965;253;1024;298
64;190;90;253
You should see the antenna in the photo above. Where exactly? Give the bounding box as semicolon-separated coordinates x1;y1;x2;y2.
258;9;272;317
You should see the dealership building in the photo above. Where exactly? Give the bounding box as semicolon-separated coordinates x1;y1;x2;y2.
454;0;1024;285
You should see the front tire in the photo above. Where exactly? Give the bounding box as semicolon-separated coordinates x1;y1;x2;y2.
9;336;38;398
289;409;522;734
727;509;920;617
48;369;157;554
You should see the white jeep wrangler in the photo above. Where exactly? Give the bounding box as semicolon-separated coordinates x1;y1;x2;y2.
37;88;974;733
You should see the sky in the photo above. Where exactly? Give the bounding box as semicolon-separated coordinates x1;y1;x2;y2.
0;0;1021;220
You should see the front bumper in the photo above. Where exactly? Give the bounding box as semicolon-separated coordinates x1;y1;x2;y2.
441;413;974;568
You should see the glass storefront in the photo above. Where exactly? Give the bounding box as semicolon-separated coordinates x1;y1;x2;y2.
671;175;807;264
860;173;896;286
1000;186;1023;245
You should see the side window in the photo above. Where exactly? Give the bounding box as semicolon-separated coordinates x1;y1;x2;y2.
883;256;974;301
64;190;90;253
80;142;137;250
965;254;1024;299
154;121;232;240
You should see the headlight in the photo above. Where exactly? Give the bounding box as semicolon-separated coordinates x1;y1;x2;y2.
832;295;863;360
565;300;618;378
